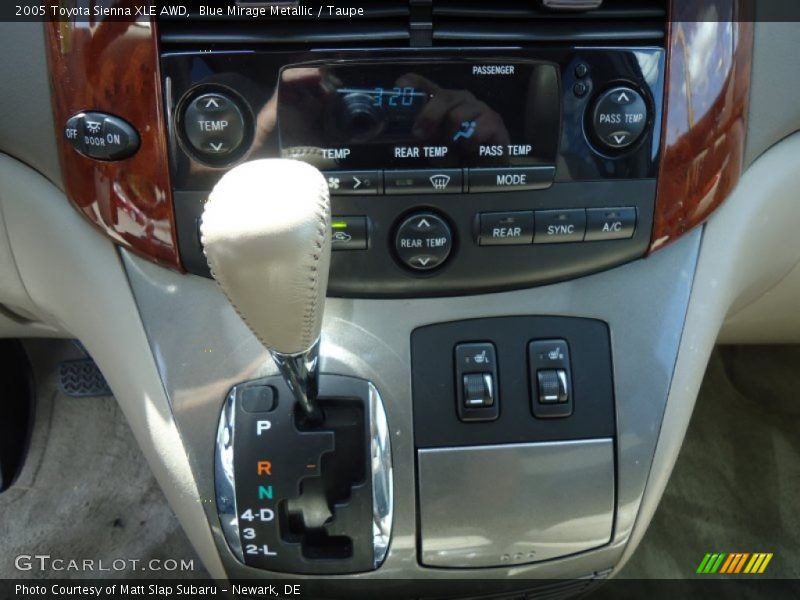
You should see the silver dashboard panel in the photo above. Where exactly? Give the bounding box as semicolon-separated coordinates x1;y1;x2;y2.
121;228;700;579
418;439;615;568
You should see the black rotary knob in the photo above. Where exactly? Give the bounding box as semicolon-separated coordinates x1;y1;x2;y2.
394;212;453;272
590;86;649;151
182;91;248;162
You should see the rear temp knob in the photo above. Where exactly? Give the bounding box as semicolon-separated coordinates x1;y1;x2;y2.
394;212;453;272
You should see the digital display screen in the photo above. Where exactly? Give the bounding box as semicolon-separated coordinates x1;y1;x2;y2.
277;61;560;169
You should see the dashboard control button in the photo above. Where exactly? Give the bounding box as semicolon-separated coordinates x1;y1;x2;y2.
537;370;569;404
573;82;589;98
64;114;84;151
100;114;141;160
529;339;573;419
591;86;648;151
64;112;140;161
394;213;453;271
463;373;495;408
182;92;247;160
585;207;637;241
323;170;382;195
455;342;499;422
478;211;534;246
331;216;368;250
575;63;589;78
534;209;586;244
385;169;463;194
241;386;276;413
467;166;555;192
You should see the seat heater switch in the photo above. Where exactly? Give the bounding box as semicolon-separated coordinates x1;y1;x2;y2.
537;369;569;404
529;339;573;418
455;343;499;422
463;373;495;408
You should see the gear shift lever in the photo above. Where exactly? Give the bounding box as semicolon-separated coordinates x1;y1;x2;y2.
200;159;331;424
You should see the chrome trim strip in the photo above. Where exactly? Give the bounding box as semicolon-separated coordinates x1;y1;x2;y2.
214;388;242;562
270;337;322;423
369;381;393;568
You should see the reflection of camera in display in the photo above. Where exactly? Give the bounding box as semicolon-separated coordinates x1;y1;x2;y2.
325;86;427;144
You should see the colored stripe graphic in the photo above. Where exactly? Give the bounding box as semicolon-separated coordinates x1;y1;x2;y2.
698;553;773;574
731;553;749;573
758;553;773;573
719;553;736;573
697;554;713;573
697;553;727;573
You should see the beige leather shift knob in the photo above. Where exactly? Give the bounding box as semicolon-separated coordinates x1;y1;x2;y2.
200;159;331;356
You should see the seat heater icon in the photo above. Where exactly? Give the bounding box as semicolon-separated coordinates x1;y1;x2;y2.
473;350;488;364
429;174;451;190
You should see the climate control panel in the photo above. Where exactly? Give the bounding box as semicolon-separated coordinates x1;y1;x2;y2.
161;46;665;296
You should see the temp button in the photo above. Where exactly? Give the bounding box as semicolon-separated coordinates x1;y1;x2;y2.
183;91;247;160
394;213;453;271
591;86;648;151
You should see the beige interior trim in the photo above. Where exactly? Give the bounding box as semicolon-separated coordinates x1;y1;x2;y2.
616;131;800;572
0;154;226;579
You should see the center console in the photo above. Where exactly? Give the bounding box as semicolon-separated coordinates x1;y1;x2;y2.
41;0;754;594
155;42;662;580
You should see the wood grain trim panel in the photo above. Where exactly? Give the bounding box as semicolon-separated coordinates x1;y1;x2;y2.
651;0;754;252
45;11;181;270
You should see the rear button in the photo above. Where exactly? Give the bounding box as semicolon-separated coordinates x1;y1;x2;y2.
478;211;534;246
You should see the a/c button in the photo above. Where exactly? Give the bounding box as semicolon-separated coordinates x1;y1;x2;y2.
585;207;637;241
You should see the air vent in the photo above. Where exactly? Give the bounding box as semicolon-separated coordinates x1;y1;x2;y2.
159;1;411;50
159;0;667;51
432;0;667;45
